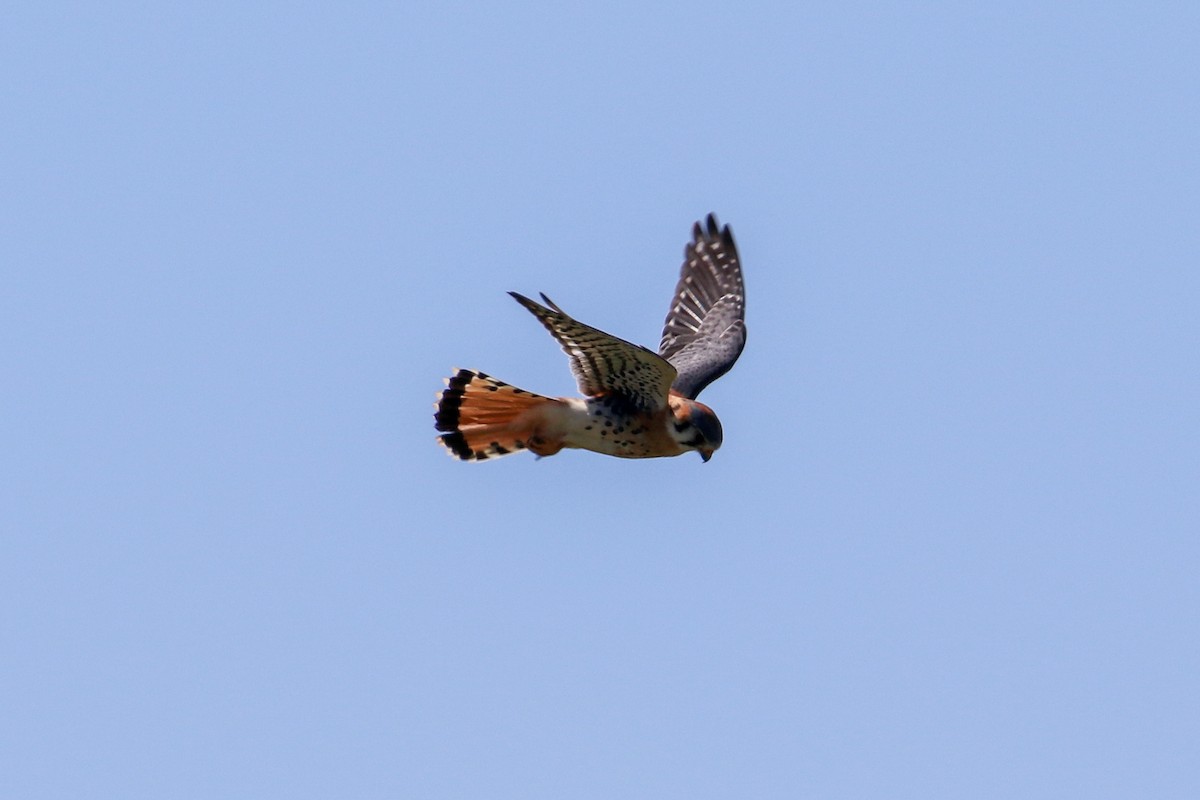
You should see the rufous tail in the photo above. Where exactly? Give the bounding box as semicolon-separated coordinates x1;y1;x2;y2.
434;369;556;461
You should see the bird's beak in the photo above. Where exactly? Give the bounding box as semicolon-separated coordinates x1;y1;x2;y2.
700;449;713;463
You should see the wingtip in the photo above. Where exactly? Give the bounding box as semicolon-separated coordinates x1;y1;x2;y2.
509;291;542;314
694;213;730;244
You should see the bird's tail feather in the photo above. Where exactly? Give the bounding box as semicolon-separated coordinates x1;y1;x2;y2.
434;369;555;461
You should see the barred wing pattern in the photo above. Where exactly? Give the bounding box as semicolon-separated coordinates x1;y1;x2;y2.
509;292;678;413
658;214;747;399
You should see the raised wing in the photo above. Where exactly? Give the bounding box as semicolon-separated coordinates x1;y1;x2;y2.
510;292;678;413
659;214;747;399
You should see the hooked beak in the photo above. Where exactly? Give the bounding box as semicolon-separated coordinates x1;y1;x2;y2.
700;449;713;463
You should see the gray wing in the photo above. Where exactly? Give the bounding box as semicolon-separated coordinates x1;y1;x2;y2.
510;292;677;413
658;214;747;399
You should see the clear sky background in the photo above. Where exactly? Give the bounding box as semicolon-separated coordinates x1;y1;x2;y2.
3;3;1198;798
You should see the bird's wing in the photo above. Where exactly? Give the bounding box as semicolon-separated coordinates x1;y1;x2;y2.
511;292;677;413
658;214;747;399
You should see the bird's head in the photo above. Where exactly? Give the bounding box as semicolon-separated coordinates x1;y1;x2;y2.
669;396;724;462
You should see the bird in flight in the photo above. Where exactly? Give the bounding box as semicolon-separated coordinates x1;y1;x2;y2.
434;214;746;462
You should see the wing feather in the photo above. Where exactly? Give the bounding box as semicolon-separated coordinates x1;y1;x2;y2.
659;214;747;398
510;292;677;413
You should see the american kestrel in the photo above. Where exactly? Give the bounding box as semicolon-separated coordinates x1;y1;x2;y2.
434;214;746;462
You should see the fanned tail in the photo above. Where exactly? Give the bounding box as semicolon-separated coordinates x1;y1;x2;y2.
434;369;556;461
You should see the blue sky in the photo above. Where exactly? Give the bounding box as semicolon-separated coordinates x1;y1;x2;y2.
3;3;1198;798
